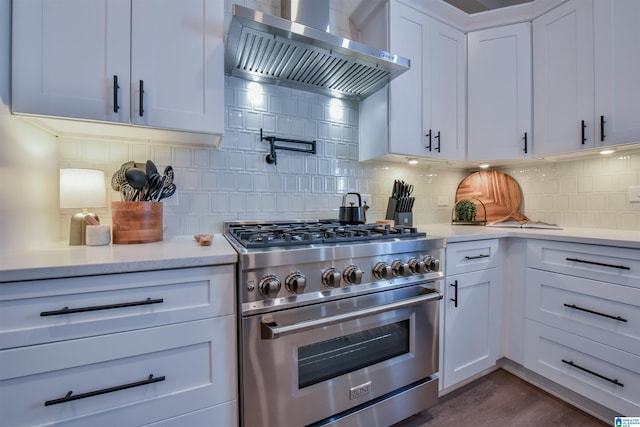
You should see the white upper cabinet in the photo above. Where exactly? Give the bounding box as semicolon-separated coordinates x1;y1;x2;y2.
593;0;640;148
533;0;595;157
359;0;465;162
467;23;531;161
12;0;131;123
12;0;224;146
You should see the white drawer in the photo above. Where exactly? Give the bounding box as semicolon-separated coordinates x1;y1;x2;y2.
524;320;640;416
446;239;500;275
0;316;237;427
142;401;237;426
527;240;640;287
0;266;234;349
525;269;640;355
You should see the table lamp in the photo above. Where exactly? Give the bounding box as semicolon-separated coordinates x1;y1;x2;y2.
59;168;107;245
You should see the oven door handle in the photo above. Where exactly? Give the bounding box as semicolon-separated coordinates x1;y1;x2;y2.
260;289;443;339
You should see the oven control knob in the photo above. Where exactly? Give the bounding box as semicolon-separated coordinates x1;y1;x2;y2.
322;268;342;288
423;255;440;272
392;260;411;277
373;262;393;280
285;272;306;294
408;257;428;274
258;275;281;298
343;265;364;285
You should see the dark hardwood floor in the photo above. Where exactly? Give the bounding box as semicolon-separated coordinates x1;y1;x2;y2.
392;369;609;427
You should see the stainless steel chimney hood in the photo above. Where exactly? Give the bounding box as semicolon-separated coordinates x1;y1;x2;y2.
225;3;410;100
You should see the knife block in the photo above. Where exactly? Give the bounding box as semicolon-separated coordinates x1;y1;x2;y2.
112;201;163;244
394;212;413;227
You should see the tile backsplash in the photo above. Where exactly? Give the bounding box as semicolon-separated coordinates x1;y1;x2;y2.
59;75;466;237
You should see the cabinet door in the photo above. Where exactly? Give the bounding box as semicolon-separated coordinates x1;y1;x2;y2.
131;0;224;135
442;268;500;389
388;1;429;157
468;23;531;161
11;0;131;122
533;0;594;157
428;20;466;161
594;0;640;148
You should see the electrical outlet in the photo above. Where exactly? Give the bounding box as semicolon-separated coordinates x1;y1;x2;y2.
437;196;448;206
629;186;640;203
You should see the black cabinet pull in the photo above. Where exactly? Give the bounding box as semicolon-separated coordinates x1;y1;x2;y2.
113;75;120;113
450;280;458;308
465;254;490;260
561;360;623;387
425;130;432;151
44;374;165;406
565;257;630;270
600;115;606;141
40;297;164;317
581;120;586;144
434;131;441;153
564;303;627;322
139;80;144;117
523;132;528;154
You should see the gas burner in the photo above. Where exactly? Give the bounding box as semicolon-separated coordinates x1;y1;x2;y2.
226;221;427;248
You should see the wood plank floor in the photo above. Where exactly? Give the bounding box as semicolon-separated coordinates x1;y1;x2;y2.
392;369;609;427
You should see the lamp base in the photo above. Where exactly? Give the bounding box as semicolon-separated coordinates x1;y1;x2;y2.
69;209;99;245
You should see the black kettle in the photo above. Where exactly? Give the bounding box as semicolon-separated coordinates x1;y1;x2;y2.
339;192;369;224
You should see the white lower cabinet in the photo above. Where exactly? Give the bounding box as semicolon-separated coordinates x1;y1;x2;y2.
525;239;640;416
442;240;501;390
0;266;237;426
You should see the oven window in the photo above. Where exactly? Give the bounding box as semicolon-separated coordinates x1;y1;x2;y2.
298;320;410;388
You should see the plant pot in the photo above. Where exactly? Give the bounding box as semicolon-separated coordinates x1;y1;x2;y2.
112;201;163;244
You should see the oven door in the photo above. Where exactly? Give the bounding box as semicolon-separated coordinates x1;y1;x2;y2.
240;282;442;427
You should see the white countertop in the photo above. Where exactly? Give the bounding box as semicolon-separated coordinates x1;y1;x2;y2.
0;235;237;283
423;223;640;249
2;226;639;283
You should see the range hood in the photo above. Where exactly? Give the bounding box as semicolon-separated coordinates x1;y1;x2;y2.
225;1;410;100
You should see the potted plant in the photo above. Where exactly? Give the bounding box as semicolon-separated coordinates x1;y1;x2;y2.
454;199;477;222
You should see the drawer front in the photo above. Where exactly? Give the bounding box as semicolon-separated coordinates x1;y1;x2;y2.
524;320;640;416
0;266;234;349
525;269;640;355
446;239;500;275
0;316;237;427
142;401;237;426
527;240;640;287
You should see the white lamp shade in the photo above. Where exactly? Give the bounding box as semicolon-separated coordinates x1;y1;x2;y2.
59;168;107;209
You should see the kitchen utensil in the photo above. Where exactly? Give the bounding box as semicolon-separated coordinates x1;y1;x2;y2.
157;182;176;201
125;168;147;201
119;182;136;201
162;165;174;187
338;192;369;224
145;160;158;178
454;170;528;223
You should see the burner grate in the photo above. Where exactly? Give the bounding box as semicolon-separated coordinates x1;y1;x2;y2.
227;221;426;248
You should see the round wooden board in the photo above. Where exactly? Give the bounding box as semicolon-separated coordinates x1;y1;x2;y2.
455;170;528;224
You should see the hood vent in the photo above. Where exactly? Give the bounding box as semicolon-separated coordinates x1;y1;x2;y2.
225;3;410;100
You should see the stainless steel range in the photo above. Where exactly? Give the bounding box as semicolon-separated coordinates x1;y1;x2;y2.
224;220;444;427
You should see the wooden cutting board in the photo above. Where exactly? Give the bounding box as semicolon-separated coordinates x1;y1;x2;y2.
455;170;528;223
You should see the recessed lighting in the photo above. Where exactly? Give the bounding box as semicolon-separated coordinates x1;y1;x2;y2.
599;149;615;155
479;163;491;169
407;158;418;165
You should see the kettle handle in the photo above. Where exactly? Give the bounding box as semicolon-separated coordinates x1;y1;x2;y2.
341;192;363;207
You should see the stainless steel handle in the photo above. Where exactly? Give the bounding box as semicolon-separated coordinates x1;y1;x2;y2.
260;289;443;339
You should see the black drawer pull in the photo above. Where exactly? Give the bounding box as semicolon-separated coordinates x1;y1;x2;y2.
40;297;164;317
425;130;432;151
465;254;490;260
523;132;528;154
450;280;458;308
564;303;627;322
44;374;165;406
565;257;630;270
561;360;623;387
581;120;586;144
434;131;441;153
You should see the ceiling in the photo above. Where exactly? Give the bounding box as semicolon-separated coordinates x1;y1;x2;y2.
443;0;533;14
